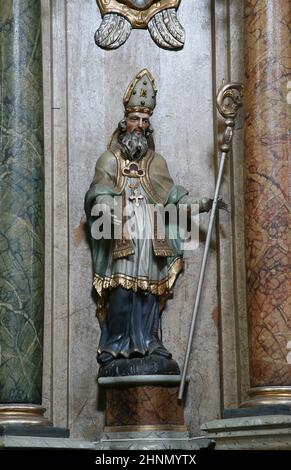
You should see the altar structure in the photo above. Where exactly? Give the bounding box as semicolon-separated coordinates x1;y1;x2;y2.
0;0;290;451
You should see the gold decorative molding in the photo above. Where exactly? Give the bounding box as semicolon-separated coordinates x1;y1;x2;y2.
95;0;185;50
104;424;187;433
118;0;160;11
0;404;51;426
96;0;181;28
240;387;291;407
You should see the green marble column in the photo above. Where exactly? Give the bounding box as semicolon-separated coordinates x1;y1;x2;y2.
0;0;44;406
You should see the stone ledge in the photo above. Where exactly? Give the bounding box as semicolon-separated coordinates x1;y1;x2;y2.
97;431;215;450
202;415;291;432
201;415;291;450
0;433;215;451
0;436;96;449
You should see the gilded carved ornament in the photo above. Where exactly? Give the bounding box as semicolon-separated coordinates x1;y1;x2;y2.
95;0;185;50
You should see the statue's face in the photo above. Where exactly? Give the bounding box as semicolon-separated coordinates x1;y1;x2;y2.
117;0;156;10
126;112;150;136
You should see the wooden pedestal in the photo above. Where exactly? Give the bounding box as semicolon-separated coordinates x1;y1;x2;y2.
99;376;186;433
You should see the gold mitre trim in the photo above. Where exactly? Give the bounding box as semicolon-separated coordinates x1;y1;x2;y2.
125;106;153;115
96;0;181;29
123;68;157;116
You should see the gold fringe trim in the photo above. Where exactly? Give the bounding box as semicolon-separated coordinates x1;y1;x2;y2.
93;257;183;325
113;244;135;260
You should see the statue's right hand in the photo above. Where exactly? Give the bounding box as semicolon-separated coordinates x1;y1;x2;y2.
103;205;122;226
111;213;122;226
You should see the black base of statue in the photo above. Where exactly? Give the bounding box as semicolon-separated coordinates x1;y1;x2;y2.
223;404;291;419
98;354;180;378
0;425;70;438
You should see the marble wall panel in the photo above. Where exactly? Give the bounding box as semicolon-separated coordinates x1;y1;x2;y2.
42;0;70;428
229;0;249;404
212;0;249;411
41;0;52;421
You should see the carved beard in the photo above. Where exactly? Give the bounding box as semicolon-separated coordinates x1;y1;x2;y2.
119;130;149;161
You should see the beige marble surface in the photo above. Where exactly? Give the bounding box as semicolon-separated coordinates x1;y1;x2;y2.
41;0;246;439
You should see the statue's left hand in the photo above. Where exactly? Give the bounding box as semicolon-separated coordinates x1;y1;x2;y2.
201;196;230;213
217;196;230;212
